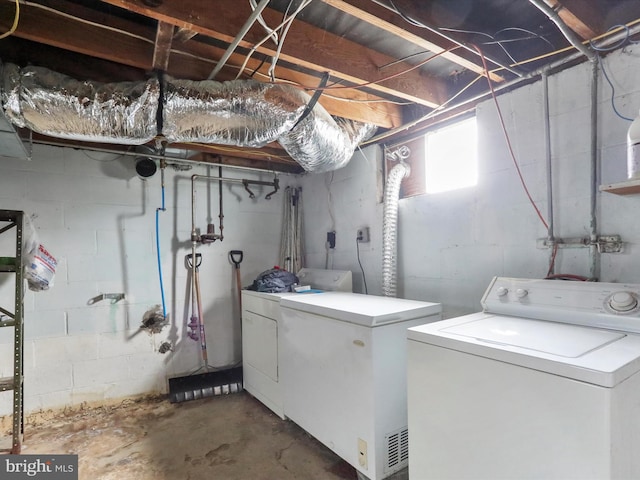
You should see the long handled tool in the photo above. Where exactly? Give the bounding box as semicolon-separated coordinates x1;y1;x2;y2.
229;250;243;315
168;253;243;403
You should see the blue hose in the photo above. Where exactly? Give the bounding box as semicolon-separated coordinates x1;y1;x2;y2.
156;184;167;318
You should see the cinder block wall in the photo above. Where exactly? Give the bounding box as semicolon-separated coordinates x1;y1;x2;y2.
300;46;640;318
0;145;289;415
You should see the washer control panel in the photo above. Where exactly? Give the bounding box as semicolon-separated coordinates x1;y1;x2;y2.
482;277;640;333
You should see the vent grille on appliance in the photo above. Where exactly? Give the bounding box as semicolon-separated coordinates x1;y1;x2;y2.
385;427;409;472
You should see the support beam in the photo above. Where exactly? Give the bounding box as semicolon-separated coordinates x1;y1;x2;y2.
153;21;174;71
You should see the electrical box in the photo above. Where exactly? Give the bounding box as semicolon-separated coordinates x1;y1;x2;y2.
357;227;370;243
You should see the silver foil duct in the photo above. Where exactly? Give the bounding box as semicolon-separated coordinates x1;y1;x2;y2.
1;64;376;172
163;76;376;171
279;112;377;172
2;63;159;144
163;78;306;148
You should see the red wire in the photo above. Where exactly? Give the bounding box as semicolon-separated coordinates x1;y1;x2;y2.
473;44;549;231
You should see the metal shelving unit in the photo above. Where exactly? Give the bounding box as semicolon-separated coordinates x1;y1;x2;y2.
0;210;24;454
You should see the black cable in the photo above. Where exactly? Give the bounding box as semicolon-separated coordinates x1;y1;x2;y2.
356;237;368;294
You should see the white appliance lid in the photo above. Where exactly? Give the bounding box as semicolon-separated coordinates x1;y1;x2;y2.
441;316;625;358
408;313;640;387
280;292;441;326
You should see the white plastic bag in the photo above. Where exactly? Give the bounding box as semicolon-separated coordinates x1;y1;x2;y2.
21;215;57;291
24;243;57;291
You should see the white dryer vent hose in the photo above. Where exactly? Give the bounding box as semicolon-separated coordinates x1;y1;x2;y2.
382;162;410;297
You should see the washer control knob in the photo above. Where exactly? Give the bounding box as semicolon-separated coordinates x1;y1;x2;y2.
496;286;508;297
515;288;528;299
609;292;638;312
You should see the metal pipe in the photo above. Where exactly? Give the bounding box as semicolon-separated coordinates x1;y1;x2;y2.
369;0;522;77
589;58;599;280
542;71;555;274
364;23;640;146
207;0;272;80
29;138;285;175
528;0;596;61
191;173;278;241
218;166;224;241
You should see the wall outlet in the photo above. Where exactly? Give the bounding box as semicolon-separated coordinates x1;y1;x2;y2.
327;230;336;249
357;227;370;243
358;438;368;469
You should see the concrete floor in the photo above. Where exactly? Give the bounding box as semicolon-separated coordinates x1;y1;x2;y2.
3;392;409;480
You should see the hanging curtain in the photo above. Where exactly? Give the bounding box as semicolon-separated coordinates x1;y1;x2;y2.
279;186;304;273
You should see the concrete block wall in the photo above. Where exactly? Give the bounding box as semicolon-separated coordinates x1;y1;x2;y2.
300;46;640;318
0;145;289;415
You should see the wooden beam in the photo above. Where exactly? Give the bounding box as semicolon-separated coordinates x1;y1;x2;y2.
544;0;599;39
174;27;197;43
153;21;174;71
0;1;402;128
98;0;449;107
319;0;504;83
178;147;303;174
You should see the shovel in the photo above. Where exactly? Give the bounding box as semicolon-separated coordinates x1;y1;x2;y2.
229;250;243;315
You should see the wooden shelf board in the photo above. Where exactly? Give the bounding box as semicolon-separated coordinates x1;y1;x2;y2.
599;179;640;195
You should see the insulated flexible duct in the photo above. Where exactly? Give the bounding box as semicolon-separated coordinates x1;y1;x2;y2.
1;63;375;172
382;162;410;297
2;63;159;144
163;76;376;172
163;78;305;148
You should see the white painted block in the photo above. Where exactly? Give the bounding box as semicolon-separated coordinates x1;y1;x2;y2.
33;335;99;367
24;361;73;396
72;355;132;388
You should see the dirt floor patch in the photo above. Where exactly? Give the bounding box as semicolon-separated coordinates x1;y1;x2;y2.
1;393;369;480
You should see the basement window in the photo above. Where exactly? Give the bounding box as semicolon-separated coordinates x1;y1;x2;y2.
387;115;478;198
425;116;478;194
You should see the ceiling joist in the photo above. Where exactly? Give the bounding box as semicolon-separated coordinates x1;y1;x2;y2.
319;0;504;83
152;21;174;71
0;1;403;128
98;0;449;108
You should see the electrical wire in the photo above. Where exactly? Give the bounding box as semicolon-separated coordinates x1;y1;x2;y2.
0;0;19;39
235;0;313;80
296;46;460;92
589;24;639;52
382;0;522;76
267;0;313;81
475;44;549;230
249;0;279;46
355;237;368;294
544;273;589;281
361;72;484;145
493;27;555;51
439;26;518;66
599;56;634;122
492;18;640;73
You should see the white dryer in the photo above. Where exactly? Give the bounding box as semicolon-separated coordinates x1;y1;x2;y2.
407;277;640;480
241;269;352;418
280;292;442;480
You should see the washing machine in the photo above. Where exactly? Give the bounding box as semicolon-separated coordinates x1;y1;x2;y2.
279;292;442;480
407;277;640;480
241;268;352;419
